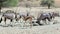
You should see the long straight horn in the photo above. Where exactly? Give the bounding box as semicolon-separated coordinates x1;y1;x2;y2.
27;13;29;16
27;11;30;16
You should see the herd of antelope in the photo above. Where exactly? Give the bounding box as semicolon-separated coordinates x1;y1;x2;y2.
0;10;60;28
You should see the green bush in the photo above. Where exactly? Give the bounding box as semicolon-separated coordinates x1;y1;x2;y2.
0;0;19;12
2;0;19;7
41;0;54;9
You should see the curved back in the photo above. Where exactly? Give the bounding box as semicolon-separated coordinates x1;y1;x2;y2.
5;10;14;13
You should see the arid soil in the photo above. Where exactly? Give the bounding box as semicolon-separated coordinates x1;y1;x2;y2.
0;24;60;34
1;7;60;34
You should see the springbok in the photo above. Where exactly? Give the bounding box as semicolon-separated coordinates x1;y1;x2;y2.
21;15;34;28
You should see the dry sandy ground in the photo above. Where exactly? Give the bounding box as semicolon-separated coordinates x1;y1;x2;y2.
0;24;60;34
1;7;60;34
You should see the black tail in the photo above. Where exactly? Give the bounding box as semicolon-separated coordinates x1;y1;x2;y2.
36;20;43;25
0;17;2;23
10;19;13;22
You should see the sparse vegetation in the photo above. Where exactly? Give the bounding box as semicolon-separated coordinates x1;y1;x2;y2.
41;0;54;9
2;0;19;7
0;0;7;12
0;0;19;12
